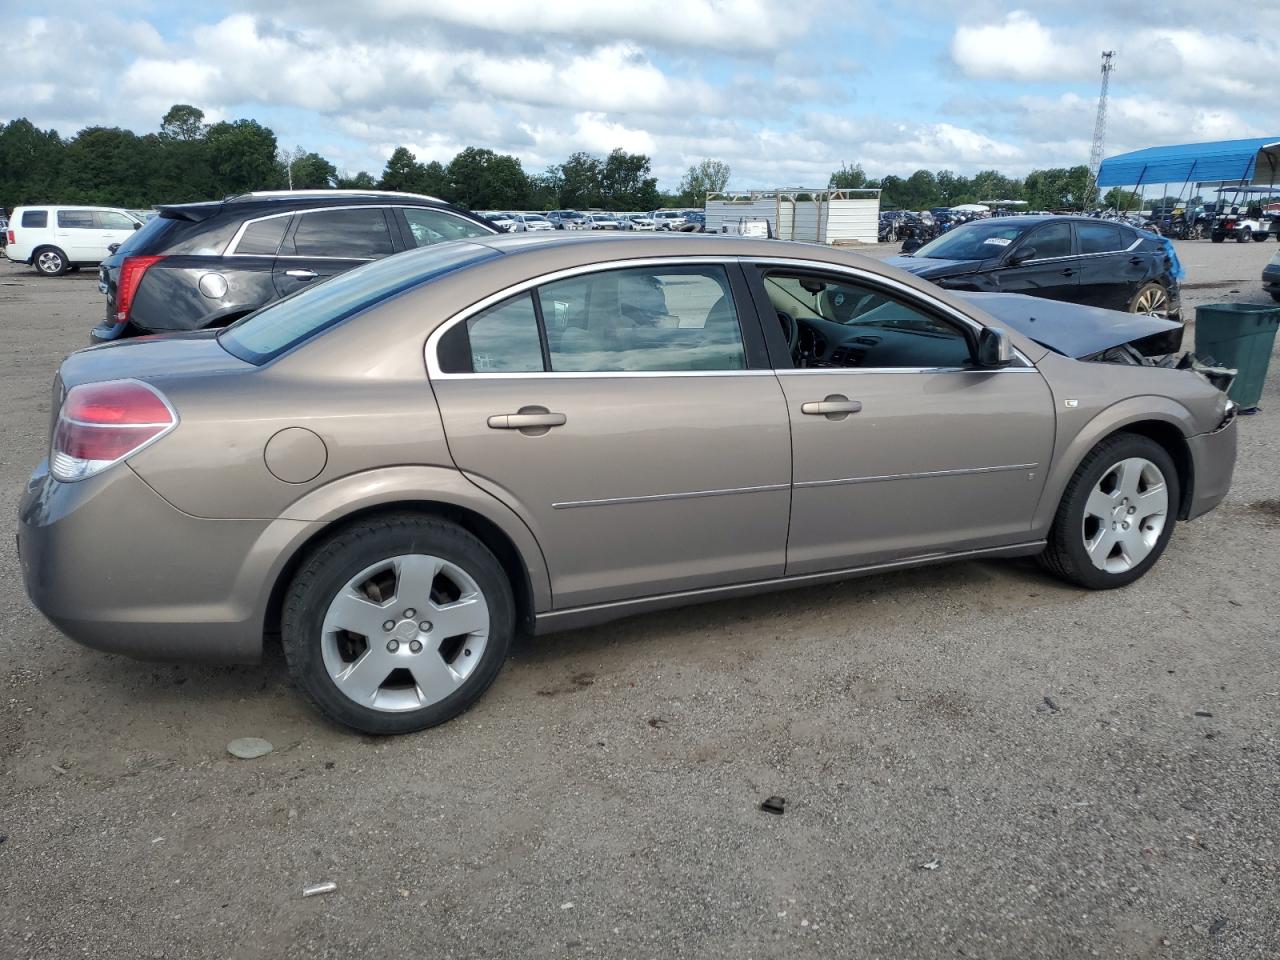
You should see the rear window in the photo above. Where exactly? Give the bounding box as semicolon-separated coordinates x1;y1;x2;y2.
124;212;240;256
22;210;48;228
218;241;498;365
1077;222;1124;255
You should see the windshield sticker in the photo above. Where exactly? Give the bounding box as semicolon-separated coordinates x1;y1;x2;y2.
983;237;1013;246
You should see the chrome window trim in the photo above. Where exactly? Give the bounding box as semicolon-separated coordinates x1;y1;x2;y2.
224;204;487;258
748;255;1034;370
425;253;1040;379
425;255;754;380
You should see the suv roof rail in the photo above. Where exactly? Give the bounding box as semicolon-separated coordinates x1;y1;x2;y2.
225;190;445;203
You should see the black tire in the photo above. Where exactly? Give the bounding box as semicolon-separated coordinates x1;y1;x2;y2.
1039;433;1181;590
34;246;68;276
1237;228;1252;243
1211;233;1225;243
1252;231;1269;242
282;513;515;734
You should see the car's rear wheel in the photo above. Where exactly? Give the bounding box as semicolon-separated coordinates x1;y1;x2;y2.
34;247;68;276
1252;231;1269;242
282;514;514;734
1039;433;1180;589
1128;282;1171;317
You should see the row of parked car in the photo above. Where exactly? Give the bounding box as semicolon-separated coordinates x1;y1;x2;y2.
2;192;1194;344
479;209;704;232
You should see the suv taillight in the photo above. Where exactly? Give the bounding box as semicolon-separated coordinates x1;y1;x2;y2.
115;255;164;323
5;230;13;244
51;379;176;482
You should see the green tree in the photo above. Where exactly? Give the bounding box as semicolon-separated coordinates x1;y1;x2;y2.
380;146;425;192
335;171;378;189
678;158;731;206
160;104;206;142
557;152;604;208
281;150;337;189
1023;165;1093;211
1103;187;1142;211
828;162;867;190
205;119;278;195
0;118;65;209
601;149;660;210
446;147;529;209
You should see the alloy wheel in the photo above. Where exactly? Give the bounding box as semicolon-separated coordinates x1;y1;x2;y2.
1133;286;1169;317
320;553;490;712
37;250;63;275
1081;458;1168;573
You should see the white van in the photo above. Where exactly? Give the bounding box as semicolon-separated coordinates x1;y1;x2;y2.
5;205;144;276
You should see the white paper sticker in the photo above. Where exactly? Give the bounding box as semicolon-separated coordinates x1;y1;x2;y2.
983;237;1013;246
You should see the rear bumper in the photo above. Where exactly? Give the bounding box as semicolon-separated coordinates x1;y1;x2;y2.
1185;417;1237;521
18;460;318;662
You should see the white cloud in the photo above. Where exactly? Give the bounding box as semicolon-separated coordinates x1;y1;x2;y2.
951;11;1093;81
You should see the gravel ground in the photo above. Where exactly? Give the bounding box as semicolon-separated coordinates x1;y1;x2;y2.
1;240;1277;959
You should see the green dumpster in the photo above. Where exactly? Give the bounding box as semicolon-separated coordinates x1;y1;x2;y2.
1194;302;1280;411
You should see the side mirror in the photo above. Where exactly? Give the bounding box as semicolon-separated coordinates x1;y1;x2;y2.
1008;245;1036;266
107;243;120;254
976;327;1012;368
132;222;141;230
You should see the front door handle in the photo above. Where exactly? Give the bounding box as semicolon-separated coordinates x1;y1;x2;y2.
285;268;318;279
1061;268;1076;277
801;395;862;420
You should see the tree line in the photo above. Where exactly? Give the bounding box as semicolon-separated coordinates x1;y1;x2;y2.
0;103;1122;215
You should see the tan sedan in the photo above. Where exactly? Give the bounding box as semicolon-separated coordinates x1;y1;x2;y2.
19;234;1237;733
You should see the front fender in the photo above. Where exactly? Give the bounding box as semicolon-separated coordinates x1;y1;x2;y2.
1032;393;1195;534
273;465;552;611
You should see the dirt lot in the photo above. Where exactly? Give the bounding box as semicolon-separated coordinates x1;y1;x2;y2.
1;240;1277;959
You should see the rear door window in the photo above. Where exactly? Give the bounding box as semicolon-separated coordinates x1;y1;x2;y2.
95;211;138;230
57;210;95;229
21;210;47;228
234;216;290;256
1077;222;1124;255
289;208;395;259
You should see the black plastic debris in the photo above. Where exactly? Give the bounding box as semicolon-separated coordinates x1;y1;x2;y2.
1194;711;1214;718
760;796;786;816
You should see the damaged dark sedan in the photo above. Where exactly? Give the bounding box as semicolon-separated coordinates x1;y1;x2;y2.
889;216;1182;321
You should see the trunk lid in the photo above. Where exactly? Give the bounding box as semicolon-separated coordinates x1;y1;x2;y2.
58;331;253;391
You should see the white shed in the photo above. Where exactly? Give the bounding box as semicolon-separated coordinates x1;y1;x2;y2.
704;188;881;244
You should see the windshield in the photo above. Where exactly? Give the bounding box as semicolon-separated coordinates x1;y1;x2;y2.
913;220;1029;260
524;214;549;222
219;242;498;364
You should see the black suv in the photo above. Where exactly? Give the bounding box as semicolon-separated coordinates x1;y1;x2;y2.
92;191;497;343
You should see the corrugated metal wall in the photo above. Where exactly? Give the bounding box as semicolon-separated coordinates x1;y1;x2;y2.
705;197;880;243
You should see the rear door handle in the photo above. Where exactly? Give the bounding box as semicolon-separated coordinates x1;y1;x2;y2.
285;268;318;279
487;412;567;429
801;396;862;418
1061;268;1076;277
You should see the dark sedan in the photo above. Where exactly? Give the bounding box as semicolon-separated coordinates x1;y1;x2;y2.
888;216;1181;320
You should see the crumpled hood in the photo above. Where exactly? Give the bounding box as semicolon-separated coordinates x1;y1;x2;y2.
954;291;1184;358
885;255;986;279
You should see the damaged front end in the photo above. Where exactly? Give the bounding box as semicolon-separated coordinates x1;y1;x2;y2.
953;291;1236;394
1081;343;1237;394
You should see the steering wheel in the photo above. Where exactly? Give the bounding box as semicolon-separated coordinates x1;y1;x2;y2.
776;310;799;355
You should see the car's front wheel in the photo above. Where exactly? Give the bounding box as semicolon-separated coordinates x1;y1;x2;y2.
282;514;514;734
34;247;68;276
1238;227;1252;243
1040;433;1180;589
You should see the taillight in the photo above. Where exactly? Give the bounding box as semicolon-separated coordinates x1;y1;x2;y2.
51;379;176;482
115;255;164;324
5;230;13;244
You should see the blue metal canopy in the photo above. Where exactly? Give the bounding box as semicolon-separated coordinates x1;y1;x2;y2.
1097;137;1280;187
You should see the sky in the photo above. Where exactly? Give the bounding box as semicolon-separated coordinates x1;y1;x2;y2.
4;0;1277;190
